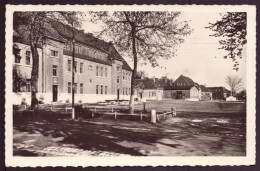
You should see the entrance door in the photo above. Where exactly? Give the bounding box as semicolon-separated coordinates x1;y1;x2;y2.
53;85;58;102
117;89;120;100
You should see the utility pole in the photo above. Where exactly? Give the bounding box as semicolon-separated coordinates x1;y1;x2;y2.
71;13;75;120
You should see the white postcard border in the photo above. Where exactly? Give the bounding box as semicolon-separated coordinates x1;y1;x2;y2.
5;5;256;167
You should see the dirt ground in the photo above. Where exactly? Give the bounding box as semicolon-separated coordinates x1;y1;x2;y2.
13;109;246;156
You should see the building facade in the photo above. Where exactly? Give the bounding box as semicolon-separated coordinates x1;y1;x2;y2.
163;75;200;100
13;27;132;105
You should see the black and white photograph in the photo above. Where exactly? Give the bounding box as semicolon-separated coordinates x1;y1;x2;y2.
5;5;256;167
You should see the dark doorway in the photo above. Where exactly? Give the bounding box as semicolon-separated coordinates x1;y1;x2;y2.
53;85;58;102
176;91;183;99
139;92;143;99
117;89;120;100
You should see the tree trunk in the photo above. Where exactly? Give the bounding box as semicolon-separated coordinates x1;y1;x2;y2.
129;29;137;114
30;44;39;109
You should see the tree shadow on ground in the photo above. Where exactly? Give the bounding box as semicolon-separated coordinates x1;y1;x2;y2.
13;112;178;156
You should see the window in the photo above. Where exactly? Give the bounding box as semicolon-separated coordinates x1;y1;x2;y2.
123;87;125;95
88;65;93;71
65;42;71;51
80;84;83;94
96;66;99;76
68;82;71;93
14;48;21;63
105;68;108;77
80;63;83;73
15;54;21;63
79;46;81;53
123;72;125;80
96;85;99;94
125;73;127;81
149;92;151;97
129;88;131;94
126;88;128;95
152;92;156;96
51;50;58;57
101;85;103;94
53;65;57;76
117;66;120;72
68;60;71;72
74;61;77;72
26;51;30;65
101;67;103;77
117;76;120;83
105;86;108;94
74;83;77;93
26;80;31;92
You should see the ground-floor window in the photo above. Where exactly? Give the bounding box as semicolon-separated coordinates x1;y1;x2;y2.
101;85;103;94
105;86;107;94
96;85;99;94
68;82;71;93
80;83;83;94
74;83;77;93
26;80;31;92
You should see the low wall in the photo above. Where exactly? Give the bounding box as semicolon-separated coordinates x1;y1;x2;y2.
12;92;131;105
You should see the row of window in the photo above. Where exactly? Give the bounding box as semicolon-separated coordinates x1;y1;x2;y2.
96;85;108;95
174;82;186;86
96;66;108;77
122;87;131;95
15;50;58;65
67;59;109;77
68;82;84;94
122;71;131;81
15;51;31;65
67;60;84;74
149;92;156;97
64;42;106;60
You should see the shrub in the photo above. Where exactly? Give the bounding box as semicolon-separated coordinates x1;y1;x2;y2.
21;98;27;106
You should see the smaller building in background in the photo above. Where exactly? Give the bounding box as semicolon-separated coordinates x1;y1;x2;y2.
163;75;200;101
199;85;212;101
207;87;230;100
134;77;169;101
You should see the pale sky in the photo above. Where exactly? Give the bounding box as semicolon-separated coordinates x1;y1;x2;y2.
81;12;246;90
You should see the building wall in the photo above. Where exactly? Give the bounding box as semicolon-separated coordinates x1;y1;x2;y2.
163;90;191;99
13;39;132;104
190;86;199;99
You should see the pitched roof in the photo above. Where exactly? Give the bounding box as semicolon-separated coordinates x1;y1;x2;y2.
173;75;195;86
14;20;132;71
199;85;210;92
134;79;157;89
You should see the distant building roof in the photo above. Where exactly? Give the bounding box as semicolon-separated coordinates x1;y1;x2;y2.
164;85;194;90
199;85;210;92
173;75;195;86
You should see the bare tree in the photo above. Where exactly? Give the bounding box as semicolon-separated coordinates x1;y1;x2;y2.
225;75;242;96
206;12;246;71
90;11;192;114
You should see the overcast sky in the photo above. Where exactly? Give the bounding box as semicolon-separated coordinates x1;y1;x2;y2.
81;12;246;89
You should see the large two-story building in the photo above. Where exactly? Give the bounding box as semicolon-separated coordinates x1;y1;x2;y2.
12;24;132;104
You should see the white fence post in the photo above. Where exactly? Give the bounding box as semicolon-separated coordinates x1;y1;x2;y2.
151;110;156;123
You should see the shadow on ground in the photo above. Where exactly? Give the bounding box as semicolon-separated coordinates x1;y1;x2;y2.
13;112;173;156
